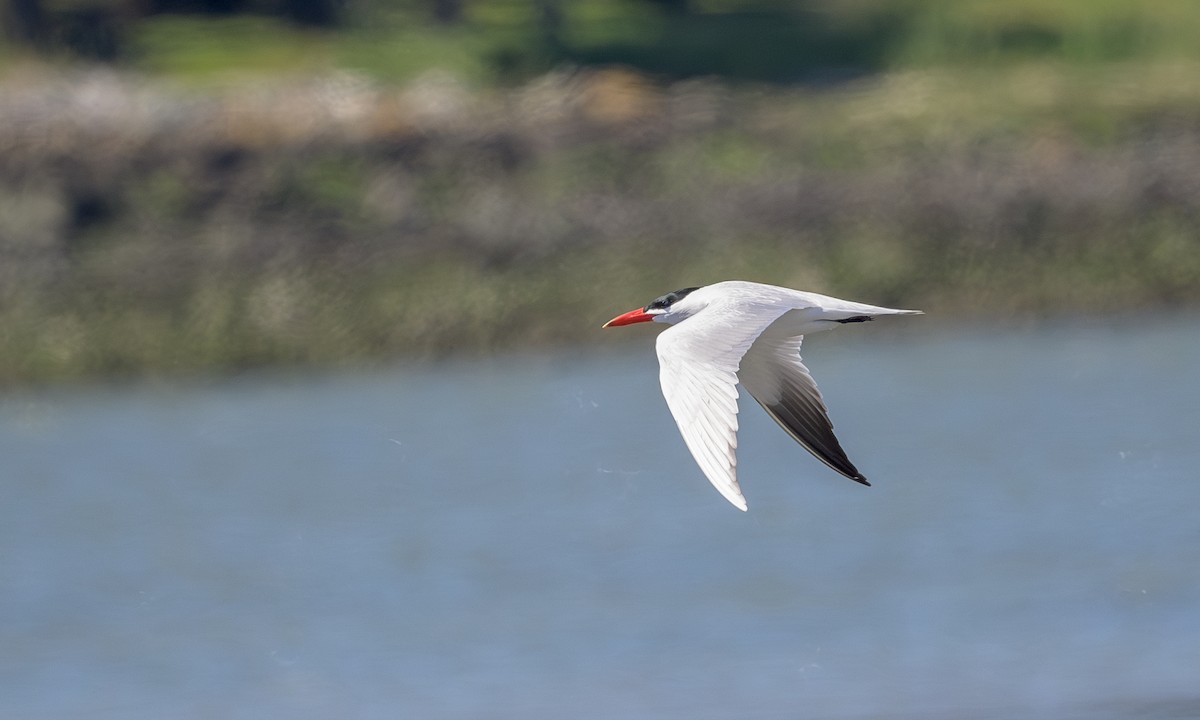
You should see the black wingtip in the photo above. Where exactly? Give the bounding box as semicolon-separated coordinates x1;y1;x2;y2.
853;475;871;487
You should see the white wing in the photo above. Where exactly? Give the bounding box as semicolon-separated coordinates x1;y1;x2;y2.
738;323;869;485
655;303;791;511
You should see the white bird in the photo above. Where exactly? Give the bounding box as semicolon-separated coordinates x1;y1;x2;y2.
602;280;921;511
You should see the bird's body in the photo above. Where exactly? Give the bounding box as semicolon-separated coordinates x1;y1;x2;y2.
603;281;921;511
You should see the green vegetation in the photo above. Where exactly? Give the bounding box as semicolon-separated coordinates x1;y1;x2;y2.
106;0;1200;84
2;1;1200;383
10;0;1200;84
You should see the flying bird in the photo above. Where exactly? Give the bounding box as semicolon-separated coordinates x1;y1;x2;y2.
603;280;921;511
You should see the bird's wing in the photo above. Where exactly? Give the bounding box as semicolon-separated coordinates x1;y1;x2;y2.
737;322;868;485
655;305;791;511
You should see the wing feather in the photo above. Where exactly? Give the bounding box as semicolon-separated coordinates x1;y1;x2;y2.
655;305;791;510
738;332;869;485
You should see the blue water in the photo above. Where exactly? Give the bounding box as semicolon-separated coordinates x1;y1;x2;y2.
2;316;1198;719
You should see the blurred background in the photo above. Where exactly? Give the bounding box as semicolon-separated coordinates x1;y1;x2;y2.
2;1;1199;718
3;0;1200;376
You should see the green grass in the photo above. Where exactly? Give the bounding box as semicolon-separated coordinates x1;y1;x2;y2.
895;0;1200;66
111;0;1200;85
8;200;1196;385
131;16;333;80
3;0;1200;86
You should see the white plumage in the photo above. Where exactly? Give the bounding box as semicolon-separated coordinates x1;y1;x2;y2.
604;280;922;510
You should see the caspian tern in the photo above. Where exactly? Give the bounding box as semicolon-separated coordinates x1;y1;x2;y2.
603;280;921;511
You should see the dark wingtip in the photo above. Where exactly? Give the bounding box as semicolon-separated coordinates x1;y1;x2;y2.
854;475;871;487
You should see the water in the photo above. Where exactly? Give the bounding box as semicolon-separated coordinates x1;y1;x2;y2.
2;316;1198;719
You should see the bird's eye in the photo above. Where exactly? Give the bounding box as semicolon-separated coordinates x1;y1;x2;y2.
645;287;699;312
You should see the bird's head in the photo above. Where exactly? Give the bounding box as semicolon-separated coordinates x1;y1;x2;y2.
602;286;703;328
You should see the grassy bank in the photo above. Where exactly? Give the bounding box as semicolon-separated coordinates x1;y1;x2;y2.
2;60;1200;384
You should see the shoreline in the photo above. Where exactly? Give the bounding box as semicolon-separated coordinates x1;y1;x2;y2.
2;63;1199;384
